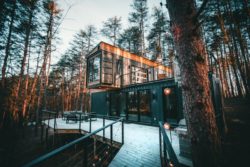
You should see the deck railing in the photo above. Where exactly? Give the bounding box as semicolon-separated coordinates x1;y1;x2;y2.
159;121;180;167
40;110;57;143
24;116;124;167
41;112;123;143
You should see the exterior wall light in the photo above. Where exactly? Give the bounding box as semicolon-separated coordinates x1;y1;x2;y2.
164;122;170;130
169;161;174;167
164;88;171;96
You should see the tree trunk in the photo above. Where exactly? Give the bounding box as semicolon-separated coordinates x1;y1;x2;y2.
166;0;221;166
1;0;16;88
218;46;230;97
226;0;250;95
225;5;249;96
13;4;35;121
0;0;17;128
21;41;31;118
27;49;41;120
216;2;244;97
222;42;236;97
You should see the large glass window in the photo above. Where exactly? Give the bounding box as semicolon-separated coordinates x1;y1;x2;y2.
126;90;151;123
127;91;138;121
88;55;100;85
102;52;113;84
139;90;151;123
131;66;148;84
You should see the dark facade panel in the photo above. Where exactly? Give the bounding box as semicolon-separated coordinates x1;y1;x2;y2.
91;79;183;125
91;91;109;115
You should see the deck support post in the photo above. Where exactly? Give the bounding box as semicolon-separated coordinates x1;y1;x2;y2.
89;114;92;133
40;124;44;143
103;117;105;141
163;136;167;165
79;113;82;133
122;120;124;144
159;128;162;165
110;124;113;146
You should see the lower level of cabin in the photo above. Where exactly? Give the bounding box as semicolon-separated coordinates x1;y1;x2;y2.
90;79;183;125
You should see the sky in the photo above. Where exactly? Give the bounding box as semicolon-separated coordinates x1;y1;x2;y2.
54;0;164;62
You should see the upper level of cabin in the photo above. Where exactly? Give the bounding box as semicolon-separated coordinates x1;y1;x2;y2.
86;42;173;89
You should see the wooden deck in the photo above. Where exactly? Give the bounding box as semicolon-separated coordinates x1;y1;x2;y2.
44;118;192;167
109;123;161;167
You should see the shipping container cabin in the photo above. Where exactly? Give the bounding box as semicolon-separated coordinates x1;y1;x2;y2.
86;42;173;89
86;42;183;125
86;42;225;130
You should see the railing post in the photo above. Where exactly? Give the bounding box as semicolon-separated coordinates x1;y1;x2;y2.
53;114;56;130
110;124;113;147
45;127;49;146
159;127;162;165
163;136;167;165
41;124;44;143
48;113;50;127
103;117;105;141
89;114;92;133
122;119;124;144
79;113;82;133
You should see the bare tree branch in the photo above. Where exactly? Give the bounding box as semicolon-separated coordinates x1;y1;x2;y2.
194;0;209;20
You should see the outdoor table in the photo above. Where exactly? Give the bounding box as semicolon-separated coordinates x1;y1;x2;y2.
62;111;71;120
75;112;89;122
66;113;78;123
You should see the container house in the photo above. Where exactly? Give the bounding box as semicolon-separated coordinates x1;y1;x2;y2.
86;42;183;125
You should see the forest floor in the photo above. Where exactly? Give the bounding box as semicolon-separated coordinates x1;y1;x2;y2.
222;97;250;167
0;127;84;167
0;126;119;167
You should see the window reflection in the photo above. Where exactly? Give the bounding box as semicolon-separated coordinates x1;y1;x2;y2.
131;66;148;84
102;52;113;84
88;56;100;84
127;91;138;121
139;90;151;123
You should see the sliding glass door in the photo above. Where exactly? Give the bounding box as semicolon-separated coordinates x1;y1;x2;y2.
138;90;151;123
126;90;151;123
127;91;138;121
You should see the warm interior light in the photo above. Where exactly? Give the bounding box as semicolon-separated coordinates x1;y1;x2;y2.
164;88;171;95
164;123;170;130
